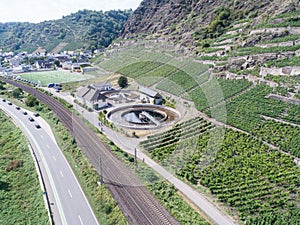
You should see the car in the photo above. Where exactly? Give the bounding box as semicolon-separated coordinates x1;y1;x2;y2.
22;111;28;115
33;113;39;117
28;117;34;122
2;99;6;102
35;124;41;129
7;102;12;105
15;106;20;110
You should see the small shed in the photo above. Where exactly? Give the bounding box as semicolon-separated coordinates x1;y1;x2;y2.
139;86;163;104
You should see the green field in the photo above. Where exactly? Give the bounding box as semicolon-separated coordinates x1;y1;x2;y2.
0;111;49;225
19;70;94;86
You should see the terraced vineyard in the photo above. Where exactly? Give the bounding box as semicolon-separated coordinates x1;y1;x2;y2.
210;85;288;129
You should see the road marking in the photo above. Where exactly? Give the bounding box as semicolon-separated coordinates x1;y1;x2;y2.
60;170;64;177
68;189;73;198
47;144;50;149
53;156;56;161
78;215;84;225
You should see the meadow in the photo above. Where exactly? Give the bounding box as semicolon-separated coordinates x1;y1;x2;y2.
19;70;94;86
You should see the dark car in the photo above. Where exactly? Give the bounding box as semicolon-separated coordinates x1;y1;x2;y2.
2;99;6;102
28;117;34;122
8;102;12;105
33;113;40;117
15;106;20;110
35;124;41;129
22;111;28;115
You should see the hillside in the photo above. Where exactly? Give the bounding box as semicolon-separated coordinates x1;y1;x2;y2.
122;0;299;44
0;9;132;53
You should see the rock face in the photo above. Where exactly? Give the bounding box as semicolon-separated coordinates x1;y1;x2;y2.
121;0;299;41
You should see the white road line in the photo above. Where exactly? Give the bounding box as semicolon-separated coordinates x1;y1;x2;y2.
68;189;73;198
60;170;64;177
78;215;84;225
53;156;57;161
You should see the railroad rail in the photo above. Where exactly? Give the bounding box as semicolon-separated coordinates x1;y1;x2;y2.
3;78;179;225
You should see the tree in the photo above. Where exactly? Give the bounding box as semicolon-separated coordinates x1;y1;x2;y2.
12;88;23;99
25;95;39;107
118;76;128;88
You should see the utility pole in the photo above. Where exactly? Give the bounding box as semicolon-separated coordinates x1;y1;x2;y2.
134;148;137;172
99;157;103;184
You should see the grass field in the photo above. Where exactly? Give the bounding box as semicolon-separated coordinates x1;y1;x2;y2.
19;70;94;86
0;111;49;225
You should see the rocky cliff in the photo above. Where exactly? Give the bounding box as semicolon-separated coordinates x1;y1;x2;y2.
122;0;300;46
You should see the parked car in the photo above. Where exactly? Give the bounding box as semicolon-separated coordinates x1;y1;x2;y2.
2;99;6;102
15;106;20;110
47;83;54;88
7;102;12;105
28;117;34;122
35;124;41;129
22;111;28;115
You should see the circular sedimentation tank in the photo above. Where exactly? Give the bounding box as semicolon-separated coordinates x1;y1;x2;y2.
107;104;181;130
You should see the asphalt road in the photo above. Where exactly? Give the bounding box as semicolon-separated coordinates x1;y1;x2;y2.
0;99;99;225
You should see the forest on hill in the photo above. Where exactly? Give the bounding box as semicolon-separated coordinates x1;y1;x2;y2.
0;9;132;53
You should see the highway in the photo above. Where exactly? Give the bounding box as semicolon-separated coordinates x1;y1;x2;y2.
0;98;99;225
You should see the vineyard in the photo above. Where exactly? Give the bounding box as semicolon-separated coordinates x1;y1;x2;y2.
208;84;300;159
210;85;287;130
140;116;214;161
140;113;300;224
189;77;252;111
176;129;300;224
251;120;300;157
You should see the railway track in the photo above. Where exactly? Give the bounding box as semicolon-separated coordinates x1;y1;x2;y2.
3;78;180;225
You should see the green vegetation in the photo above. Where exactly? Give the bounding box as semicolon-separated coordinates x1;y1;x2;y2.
118;76;128;88
210;85;286;129
265;74;300;87
228;67;260;76
266;56;300;67
20;70;94;86
0;111;49;225
258;34;300;44
229;44;300;57
251;120;300;157
141;113;300;224
209;84;300;158
108;140;210;225
254;16;300;28
197;55;229;61
141;117;214;161
117;59;210;90
189;77;252;111
193;7;246;40
0;9;132;52
177;129;300;224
